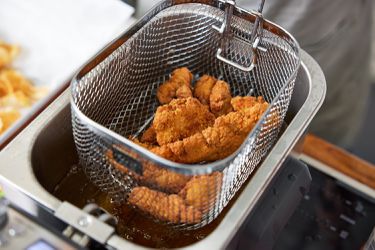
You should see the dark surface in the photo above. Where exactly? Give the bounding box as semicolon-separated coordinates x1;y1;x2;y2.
274;165;375;250
352;85;375;164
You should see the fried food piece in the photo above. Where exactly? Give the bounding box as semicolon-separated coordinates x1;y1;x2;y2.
0;41;19;69
0;69;47;108
129;137;155;150
175;84;192;99
140;125;157;145
0;109;21;134
179;172;223;214
156;67;193;104
151;96;269;163
107;144;190;193
193;75;232;117
0;69;33;99
153;97;215;145
193;75;216;105
209;80;233;117
231;96;266;112
0;44;47;136
128;186;202;224
142;163;191;193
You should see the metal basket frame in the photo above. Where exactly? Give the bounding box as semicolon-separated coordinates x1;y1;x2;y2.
70;0;300;228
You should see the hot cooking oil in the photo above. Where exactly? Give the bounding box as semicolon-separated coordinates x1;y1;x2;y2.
52;164;238;248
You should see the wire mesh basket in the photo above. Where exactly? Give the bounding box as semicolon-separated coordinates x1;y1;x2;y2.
71;0;300;229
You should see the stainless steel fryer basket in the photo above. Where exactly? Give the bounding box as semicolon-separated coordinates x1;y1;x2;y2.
71;0;300;229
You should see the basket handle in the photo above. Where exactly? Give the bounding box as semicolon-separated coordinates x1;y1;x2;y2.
216;37;262;72
213;0;266;72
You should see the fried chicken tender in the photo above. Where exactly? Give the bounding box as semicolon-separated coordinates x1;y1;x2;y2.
179;172;223;214
151;96;269;163
175;84;192;99
129;137;155;150
153;97;215;145
141;163;191;193
128;186;202;224
107;145;190;193
193;75;216;105
140;125;157;145
156;67;193;104
231;95;267;112
193;75;232;117
209;80;233;117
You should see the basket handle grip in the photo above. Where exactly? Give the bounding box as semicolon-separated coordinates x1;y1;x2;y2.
213;0;267;72
216;37;262;72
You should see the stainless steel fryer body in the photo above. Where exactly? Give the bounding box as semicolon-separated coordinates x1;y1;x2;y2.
0;50;325;249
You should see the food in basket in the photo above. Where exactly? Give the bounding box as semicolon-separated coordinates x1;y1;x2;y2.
179;172;223;214
193;75;233;117
193;74;216;105
150;95;268;163
208;80;233;117
106;146;190;193
141;163;191;193
0;40;47;135
140;125;157;145
153;97;215;145
156;67;193;104
128;186;202;224
107;67;269;224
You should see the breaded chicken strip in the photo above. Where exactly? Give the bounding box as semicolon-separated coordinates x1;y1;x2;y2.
151;96;268;163
141;163;191;193
209;80;233;117
193;75;216;105
193;75;232;117
179;172;223;214
128;186;202;224
140;125;157;145
156;67;193;104
231;95;267;112
153;97;215;145
107;145;190;193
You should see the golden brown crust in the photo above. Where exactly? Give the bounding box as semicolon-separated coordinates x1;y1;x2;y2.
140;125;157;145
141;163;191;193
231;96;266;112
179;172;223;214
153;97;215;145
193;75;216;105
156;67;193;104
128;186;202;224
175;84;192;99
209;80;233;117
151;96;269;163
107;144;190;194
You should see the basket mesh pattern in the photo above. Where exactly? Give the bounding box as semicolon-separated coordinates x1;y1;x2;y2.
71;3;299;229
